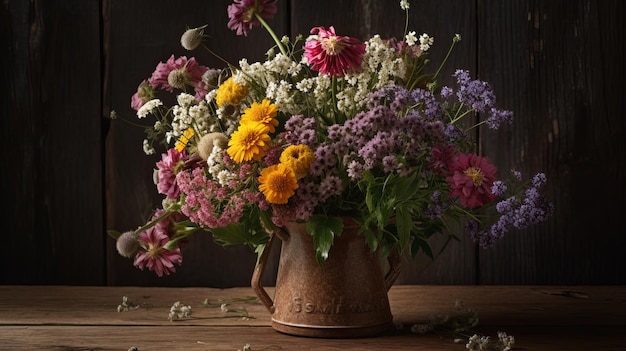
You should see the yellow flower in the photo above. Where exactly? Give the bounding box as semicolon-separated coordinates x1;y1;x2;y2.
215;77;249;107
227;122;271;163
258;164;298;204
279;144;315;179
175;128;195;152
240;99;279;133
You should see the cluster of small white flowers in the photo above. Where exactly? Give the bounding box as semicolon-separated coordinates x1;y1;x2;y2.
308;75;333;111
142;139;155;155
497;331;515;351
117;296;139;312
405;31;418;46
419;33;434;52
333;35;406;114
364;35;407;88
264;53;302;77
220;303;229;312
400;0;410;10
295;77;316;93
207;146;235;187
137;99;163;119
168;301;192;321
169;93;219;144
266;80;298;114
464;331;515;350
466;334;491;350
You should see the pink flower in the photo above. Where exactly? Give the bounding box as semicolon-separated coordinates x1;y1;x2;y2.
447;153;497;208
156;148;186;199
227;0;277;36
130;80;155;111
430;144;455;176
148;55;209;100
304;26;366;77
134;227;182;277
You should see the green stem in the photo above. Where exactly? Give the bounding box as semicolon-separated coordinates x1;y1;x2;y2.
255;13;288;56
201;43;236;70
432;37;459;83
134;203;181;235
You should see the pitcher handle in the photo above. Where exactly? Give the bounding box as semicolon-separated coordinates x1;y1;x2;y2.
251;234;275;314
251;227;290;314
384;250;402;291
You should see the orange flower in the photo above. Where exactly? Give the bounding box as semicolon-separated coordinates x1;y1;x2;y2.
227;122;271;163
258;164;298;204
240;99;279;133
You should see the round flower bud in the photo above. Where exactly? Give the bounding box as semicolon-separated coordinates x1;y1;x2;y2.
180;26;206;51
167;68;191;90
197;132;229;161
116;231;139;258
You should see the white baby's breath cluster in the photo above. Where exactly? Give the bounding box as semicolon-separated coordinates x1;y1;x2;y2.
419;33;435;52
117;296;139;312
137;99;163;119
465;331;515;351
168;301;192;321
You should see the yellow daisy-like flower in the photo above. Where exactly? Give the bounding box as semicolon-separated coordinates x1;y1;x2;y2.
240;99;279;133
258;164;298;204
175;127;195;152
227;122;271;163
279;144;315;179
215;76;249;107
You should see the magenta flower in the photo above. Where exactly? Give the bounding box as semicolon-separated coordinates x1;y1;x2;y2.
148;55;209;100
134;227;182;277
227;0;277;36
447;153;497;208
304;26;366;77
156;148;187;199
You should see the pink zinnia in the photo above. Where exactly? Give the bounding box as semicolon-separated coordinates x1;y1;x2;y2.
148;55;209;100
227;0;277;36
447;153;498;208
156;148;187;199
304;26;366;77
134;227;182;277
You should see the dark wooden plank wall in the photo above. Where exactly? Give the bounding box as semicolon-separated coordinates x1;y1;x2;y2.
2;0;624;286
1;0;105;285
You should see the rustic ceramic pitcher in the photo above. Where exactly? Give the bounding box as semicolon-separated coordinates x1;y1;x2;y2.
252;217;401;338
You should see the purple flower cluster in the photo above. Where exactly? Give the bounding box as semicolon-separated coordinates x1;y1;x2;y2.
466;172;554;248
450;70;513;130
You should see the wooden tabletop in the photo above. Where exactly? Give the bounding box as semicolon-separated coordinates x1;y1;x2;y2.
0;285;624;350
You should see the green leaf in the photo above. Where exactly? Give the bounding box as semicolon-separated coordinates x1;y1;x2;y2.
107;230;122;240
306;215;344;265
395;205;413;252
210;222;267;248
411;237;434;260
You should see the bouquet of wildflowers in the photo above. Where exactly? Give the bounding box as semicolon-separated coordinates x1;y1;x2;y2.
109;0;553;277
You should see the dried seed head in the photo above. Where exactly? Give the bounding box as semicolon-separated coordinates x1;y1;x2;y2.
116;231;139;258
181;26;206;51
197;132;229;160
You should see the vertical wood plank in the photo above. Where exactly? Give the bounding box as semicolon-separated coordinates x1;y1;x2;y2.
477;0;626;283
0;0;104;284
